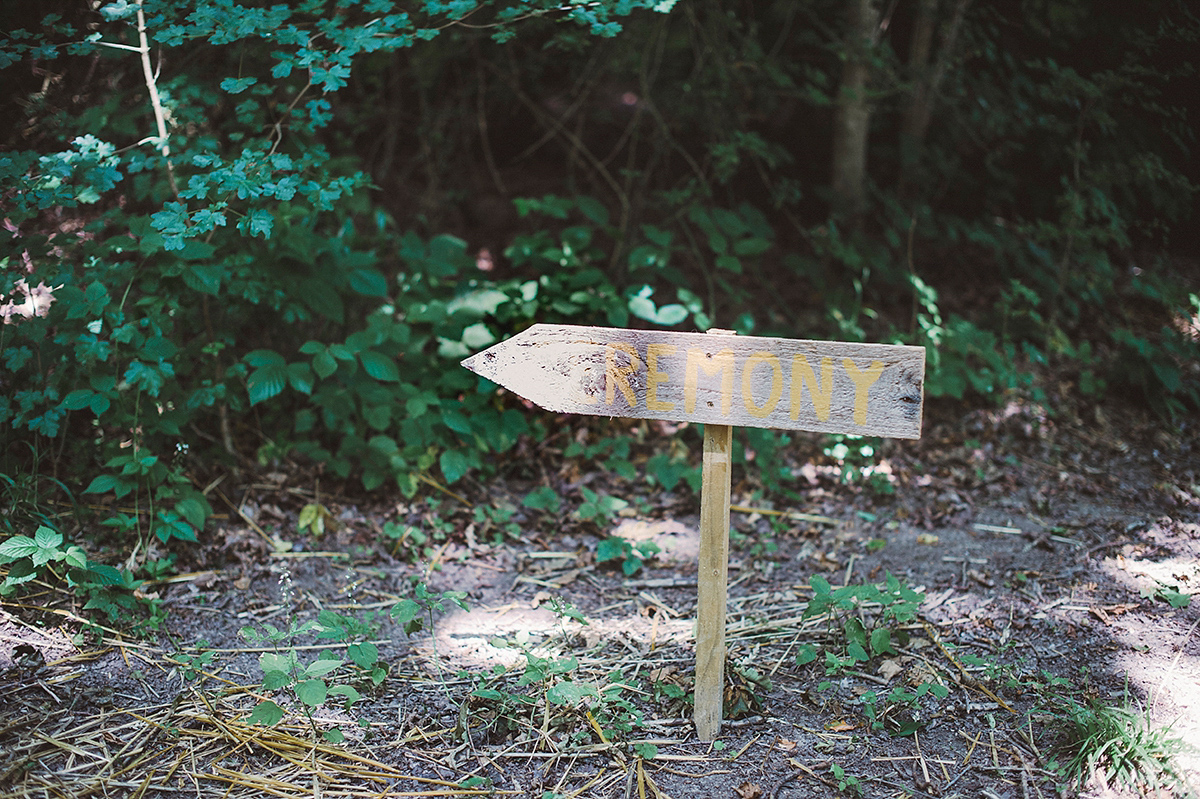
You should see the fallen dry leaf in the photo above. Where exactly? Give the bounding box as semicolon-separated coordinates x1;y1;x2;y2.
734;782;765;799
878;657;905;681
826;720;857;732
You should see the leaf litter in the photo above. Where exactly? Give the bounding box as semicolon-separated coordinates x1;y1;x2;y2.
1;400;1198;798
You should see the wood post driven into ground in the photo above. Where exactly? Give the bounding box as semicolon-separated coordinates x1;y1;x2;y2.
693;328;737;740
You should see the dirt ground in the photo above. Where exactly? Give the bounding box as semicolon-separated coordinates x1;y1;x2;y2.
1;395;1198;799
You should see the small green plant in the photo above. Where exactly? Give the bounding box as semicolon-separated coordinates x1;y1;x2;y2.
239;574;453;742
389;579;470;635
565;435;637;481
822;434;895;496
0;526;87;593
596;535;660;576
830;763;864;797
645;451;699;493
473;502;522;544
861;680;950;736
1051;697;1192;796
575;487;629;526
522;486;563;516
381;519;428;561
170;642;217;682
797;573;923;677
0;525;164;631
1140;580;1192;609
239;618;363;741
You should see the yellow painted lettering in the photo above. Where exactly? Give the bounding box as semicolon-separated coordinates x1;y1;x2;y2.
684;348;735;416
741;352;783;418
605;342;640;407
646;343;676;412
843;359;884;425
791;355;834;421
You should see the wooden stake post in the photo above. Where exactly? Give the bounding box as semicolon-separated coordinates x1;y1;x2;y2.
462;324;925;740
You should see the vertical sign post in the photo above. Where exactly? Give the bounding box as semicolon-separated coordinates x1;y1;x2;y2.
693;329;736;739
462;323;925;740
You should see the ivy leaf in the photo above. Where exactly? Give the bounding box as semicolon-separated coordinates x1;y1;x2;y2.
244;208;273;238
220;77;257;94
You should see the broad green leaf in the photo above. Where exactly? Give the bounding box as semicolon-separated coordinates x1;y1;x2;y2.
83;474;122;495
0;536;39;561
312;349;338;379
522;486;561;512
220;76;257;93
176;497;209;530
328;684;362;704
287;362;315;395
244;349;286;369
260;651;292;674
869;628;895;657
246;700;284;726
653;303;688;325
439;449;469;483
349;268;388;297
347;642;378;669
441;409;472;434
295;678;328;707
359;350;400;382
34;526;63;549
3;559;38;585
63;389;95;410
546;681;598;706
247;362;288;405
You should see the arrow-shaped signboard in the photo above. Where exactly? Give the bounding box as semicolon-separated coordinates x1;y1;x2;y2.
462;323;925;741
462;324;925;438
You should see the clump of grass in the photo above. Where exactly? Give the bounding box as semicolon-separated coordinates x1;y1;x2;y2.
1052;697;1192;796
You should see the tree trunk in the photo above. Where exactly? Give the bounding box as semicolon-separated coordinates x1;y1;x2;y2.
830;0;882;220
900;0;972;194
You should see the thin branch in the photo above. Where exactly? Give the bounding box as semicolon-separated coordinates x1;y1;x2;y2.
136;2;179;198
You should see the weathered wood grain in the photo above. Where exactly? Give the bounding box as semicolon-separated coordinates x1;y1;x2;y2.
461;323;925;438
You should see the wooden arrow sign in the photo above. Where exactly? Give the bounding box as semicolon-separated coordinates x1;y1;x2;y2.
461;324;925;439
462;323;925;741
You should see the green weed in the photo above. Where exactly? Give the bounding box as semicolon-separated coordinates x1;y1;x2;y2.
1050;697;1192;796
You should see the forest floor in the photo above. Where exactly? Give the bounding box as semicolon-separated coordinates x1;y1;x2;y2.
1;393;1199;799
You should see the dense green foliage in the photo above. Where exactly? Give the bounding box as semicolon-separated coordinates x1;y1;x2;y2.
0;0;1197;584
